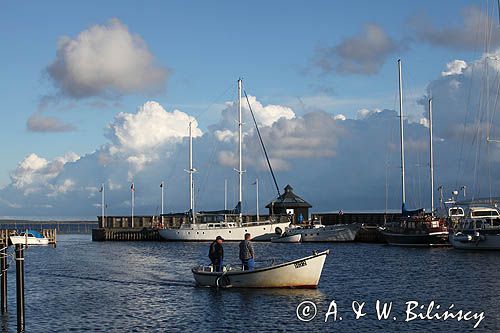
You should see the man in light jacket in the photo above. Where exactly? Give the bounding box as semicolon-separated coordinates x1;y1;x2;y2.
239;233;255;271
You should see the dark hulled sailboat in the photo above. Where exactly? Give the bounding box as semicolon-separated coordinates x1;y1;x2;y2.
380;60;449;247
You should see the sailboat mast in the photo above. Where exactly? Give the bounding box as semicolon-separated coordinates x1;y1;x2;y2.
398;59;406;211
189;120;195;222
429;98;434;215
238;78;243;218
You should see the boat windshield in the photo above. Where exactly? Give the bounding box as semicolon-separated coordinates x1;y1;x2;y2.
471;210;500;218
19;230;44;238
449;208;464;216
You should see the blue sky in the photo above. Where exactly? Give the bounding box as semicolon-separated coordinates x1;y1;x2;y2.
0;0;499;218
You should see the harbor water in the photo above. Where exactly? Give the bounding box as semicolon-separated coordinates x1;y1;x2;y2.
2;235;499;332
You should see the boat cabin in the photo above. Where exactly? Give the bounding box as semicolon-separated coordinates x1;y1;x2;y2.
469;207;500;219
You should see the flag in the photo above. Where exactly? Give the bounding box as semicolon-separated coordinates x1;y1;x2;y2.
131;183;135;192
160;182;163;188
99;185;103;192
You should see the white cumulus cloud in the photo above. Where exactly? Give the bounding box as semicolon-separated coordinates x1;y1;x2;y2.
441;60;467;76
46;18;168;99
10;152;80;195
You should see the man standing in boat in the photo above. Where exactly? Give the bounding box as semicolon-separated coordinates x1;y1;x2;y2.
209;236;224;272
239;233;255;271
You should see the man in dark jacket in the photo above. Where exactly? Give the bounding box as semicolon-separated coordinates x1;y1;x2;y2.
209;236;224;272
239;233;255;271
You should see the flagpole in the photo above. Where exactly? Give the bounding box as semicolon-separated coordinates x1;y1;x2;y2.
161;181;164;226
131;182;135;228
161;181;164;215
101;183;105;228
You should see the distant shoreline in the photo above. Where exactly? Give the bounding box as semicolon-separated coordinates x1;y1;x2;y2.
0;220;96;224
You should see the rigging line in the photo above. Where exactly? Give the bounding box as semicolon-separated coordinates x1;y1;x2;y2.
243;90;281;197
456;3;486;188
196;131;221;209
189;82;234;124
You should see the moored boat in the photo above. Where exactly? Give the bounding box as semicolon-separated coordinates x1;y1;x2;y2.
158;79;291;241
270;233;302;243
286;223;360;242
380;60;449;247
10;230;49;246
159;214;290;241
380;217;449;247
192;249;329;288
450;206;500;250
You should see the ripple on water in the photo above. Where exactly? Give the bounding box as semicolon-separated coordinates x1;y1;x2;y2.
2;235;498;332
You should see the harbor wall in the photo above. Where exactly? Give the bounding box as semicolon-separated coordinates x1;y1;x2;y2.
92;212;399;242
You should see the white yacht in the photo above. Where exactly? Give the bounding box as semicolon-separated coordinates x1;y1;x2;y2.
451;206;500;250
158;79;291;241
159;214;291;241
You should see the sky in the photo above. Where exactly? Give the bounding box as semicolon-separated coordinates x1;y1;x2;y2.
1;0;500;219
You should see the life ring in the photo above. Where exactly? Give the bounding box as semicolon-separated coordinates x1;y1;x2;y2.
275;227;283;235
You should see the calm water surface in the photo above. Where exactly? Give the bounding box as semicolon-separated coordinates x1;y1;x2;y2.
1;235;498;332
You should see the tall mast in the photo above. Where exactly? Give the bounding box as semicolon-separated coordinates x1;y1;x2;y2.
187;120;196;222
398;59;406;211
237;78;243;218
428;98;434;216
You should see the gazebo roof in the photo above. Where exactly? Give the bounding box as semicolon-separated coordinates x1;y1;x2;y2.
265;184;312;209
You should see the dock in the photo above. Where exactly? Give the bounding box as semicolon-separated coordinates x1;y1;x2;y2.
92;215;162;241
92;212;398;243
0;229;57;247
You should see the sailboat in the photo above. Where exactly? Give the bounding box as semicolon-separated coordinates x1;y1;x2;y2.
380;60;449;246
158;79;291;241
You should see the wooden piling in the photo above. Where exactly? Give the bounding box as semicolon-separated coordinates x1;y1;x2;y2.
15;244;24;332
1;246;7;314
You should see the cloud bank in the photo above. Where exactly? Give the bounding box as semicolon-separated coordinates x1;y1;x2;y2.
4;50;500;217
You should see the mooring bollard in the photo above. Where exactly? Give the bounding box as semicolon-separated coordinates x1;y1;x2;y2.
1;246;7;314
15;244;24;332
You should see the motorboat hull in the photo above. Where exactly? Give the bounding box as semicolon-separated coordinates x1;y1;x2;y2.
271;234;302;243
287;223;360;242
192;250;329;288
451;231;500;250
381;230;449;247
10;235;49;246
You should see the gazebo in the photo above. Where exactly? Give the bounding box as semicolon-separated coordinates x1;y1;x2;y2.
266;184;312;224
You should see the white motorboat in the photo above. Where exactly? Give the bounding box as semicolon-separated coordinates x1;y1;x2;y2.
10;230;49;246
192;249;329;288
271;233;302;243
286;223;360;242
451;206;500;250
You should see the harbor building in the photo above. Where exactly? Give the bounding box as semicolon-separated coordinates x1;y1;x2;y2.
266;184;312;224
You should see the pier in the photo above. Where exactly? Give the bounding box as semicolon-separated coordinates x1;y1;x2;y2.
92;212;399;242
